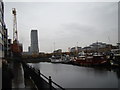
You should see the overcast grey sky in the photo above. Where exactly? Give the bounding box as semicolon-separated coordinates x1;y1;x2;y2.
4;1;118;53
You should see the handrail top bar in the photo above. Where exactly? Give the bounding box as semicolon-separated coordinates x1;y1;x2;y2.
22;62;65;90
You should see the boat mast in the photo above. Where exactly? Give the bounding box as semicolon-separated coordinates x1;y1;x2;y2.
53;42;55;56
96;41;99;55
76;42;78;57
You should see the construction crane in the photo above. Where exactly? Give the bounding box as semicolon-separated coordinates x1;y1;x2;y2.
12;8;18;41
11;8;22;58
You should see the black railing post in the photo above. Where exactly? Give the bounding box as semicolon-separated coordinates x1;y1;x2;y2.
49;76;52;90
38;69;40;76
22;63;65;90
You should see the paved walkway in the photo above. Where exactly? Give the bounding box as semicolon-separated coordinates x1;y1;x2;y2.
11;61;37;90
12;62;25;89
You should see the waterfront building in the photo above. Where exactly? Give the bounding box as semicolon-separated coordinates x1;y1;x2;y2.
30;30;39;54
70;46;82;56
0;1;7;59
82;42;118;54
28;46;31;53
70;47;82;53
83;46;91;53
70;47;76;53
53;49;62;55
54;49;62;53
4;27;8;58
26;46;32;55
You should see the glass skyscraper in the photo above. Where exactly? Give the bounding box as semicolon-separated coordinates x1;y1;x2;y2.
30;30;39;54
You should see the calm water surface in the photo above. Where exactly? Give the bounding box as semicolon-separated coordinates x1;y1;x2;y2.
29;62;120;88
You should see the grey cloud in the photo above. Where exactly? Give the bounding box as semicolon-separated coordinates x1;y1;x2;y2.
4;2;118;52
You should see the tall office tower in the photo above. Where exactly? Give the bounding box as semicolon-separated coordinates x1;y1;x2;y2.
31;30;39;54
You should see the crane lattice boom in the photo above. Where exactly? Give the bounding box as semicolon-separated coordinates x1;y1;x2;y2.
12;8;18;42
11;8;22;56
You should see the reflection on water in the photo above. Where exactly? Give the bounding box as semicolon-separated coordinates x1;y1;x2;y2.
29;62;119;88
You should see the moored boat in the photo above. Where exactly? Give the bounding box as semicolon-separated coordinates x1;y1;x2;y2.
74;54;108;66
50;55;63;63
110;54;120;67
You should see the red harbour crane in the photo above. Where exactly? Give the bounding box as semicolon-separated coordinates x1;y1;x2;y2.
11;8;22;58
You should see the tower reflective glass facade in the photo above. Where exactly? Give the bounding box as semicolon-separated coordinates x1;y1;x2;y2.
30;30;39;54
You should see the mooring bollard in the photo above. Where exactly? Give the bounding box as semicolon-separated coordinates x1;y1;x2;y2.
49;76;52;90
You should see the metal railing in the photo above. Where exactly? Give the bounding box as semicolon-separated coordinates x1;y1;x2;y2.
40;72;65;90
22;61;65;90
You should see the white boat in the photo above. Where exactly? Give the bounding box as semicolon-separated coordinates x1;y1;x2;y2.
50;55;63;63
61;55;71;63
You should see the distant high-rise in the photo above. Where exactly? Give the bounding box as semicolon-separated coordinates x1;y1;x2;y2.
31;30;39;54
28;46;31;53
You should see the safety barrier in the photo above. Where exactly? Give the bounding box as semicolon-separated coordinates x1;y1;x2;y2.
22;61;65;90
